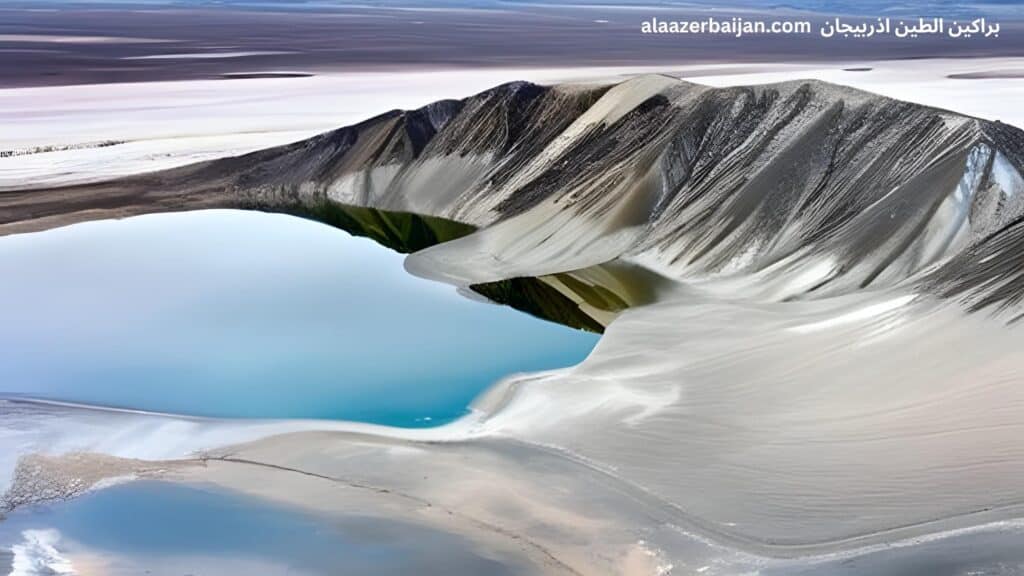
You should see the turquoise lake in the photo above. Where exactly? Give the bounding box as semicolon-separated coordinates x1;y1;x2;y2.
0;481;525;575
0;210;598;426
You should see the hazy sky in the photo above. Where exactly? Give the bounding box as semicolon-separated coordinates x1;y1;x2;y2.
7;0;1024;17
1;1;1020;87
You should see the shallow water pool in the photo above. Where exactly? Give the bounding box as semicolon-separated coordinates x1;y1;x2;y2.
0;210;598;426
0;480;526;576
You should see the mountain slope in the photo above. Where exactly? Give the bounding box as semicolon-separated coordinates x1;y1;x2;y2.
3;74;1024;315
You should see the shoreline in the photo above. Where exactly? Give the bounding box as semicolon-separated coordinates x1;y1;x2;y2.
7;422;1024;575
7;390;1024;564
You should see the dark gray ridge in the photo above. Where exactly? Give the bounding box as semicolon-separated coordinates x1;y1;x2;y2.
981;120;1024;172
949;71;1024;80
926;211;1024;313
400;101;464;158
220;72;315;79
494;92;678;218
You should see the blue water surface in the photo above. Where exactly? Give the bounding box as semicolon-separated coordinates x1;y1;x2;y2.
0;480;523;576
0;210;598;426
